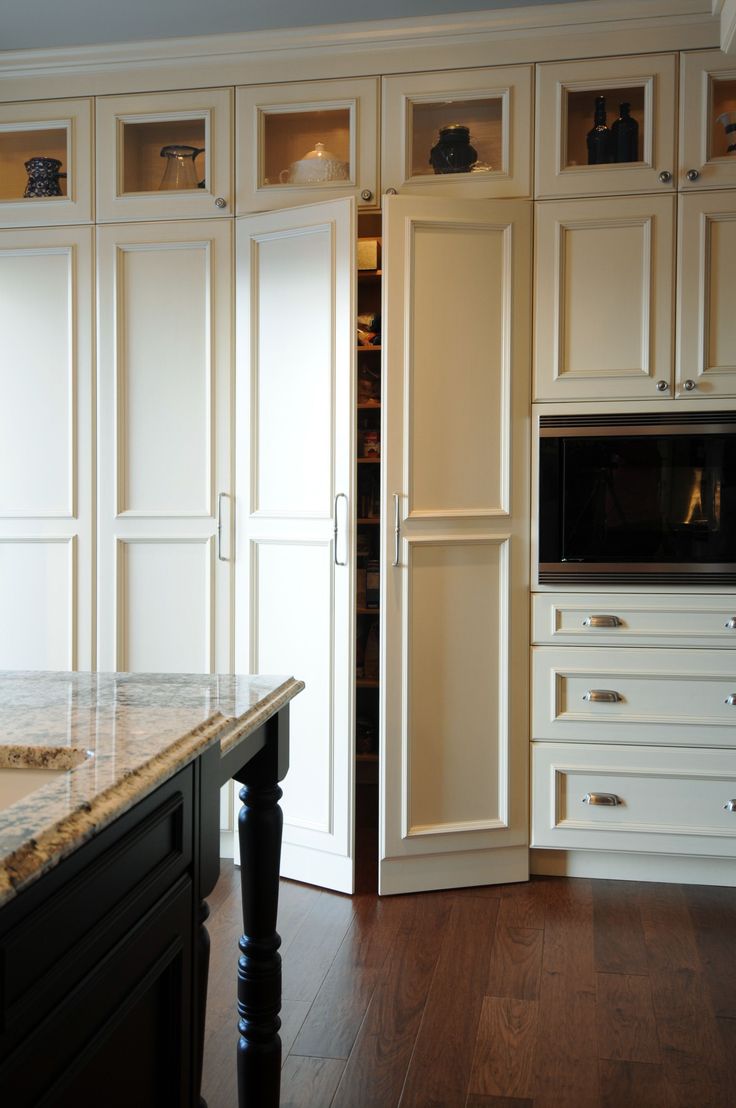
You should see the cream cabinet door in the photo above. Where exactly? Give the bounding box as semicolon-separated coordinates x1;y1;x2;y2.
235;198;355;893
96;220;233;673
0;226;93;669
680;49;736;191
381;195;531;895
534;194;675;401
677;190;736;399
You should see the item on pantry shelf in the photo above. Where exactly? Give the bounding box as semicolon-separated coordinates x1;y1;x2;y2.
357;239;380;270
358;363;380;404
357;312;381;345
159;145;206;189
716;111;736;154
24;156;66;197
610;102;639;163
366;560;380;608
356;715;377;755
586;96;612;165
363;620;379;679
279;142;348;184
429;123;478;174
362;430;380;458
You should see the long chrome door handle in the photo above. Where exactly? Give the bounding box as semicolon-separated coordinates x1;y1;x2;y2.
583;690;623;703
582;792;621;806
334;493;348;566
582;615;622;628
217;492;229;562
392;493;400;567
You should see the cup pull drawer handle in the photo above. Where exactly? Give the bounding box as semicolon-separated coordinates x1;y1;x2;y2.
726;694;736;706
725;800;736;812
583;792;621;807
583;690;623;703
726;618;736;630
582;615;622;628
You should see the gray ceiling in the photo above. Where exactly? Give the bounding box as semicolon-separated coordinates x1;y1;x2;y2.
0;0;572;53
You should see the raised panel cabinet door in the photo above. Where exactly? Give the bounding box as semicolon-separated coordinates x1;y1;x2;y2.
677;190;736;398
0;225;93;670
679;49;736;191
235;198;355;893
381;195;531;895
96;220;233;673
534;193;675;401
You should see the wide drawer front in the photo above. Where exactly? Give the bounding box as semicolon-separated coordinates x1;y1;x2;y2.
533;646;736;747
532;742;736;857
533;593;736;647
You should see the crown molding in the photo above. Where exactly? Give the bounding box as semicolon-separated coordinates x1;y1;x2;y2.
716;0;736;50
0;0;720;96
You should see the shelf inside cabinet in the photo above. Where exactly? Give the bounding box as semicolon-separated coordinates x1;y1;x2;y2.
0;126;69;201
565;86;645;168
121;118;208;194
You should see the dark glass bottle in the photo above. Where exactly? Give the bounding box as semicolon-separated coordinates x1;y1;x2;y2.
586;95;612;165
610;101;639;163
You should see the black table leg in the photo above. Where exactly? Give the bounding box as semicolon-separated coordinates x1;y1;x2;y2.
233;711;289;1108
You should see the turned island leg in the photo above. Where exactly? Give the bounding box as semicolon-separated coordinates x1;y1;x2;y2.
233;712;289;1108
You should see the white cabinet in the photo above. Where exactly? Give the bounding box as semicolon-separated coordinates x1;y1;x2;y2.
535;53;677;199
95;89;233;222
96;220;233;673
236;78;379;214
0;225;94;669
0;98;93;227
680;49;736;191
381;195;531;894
381;66;532;199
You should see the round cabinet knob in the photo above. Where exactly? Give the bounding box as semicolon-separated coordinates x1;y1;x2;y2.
683;378;697;391
686;169;700;182
656;380;669;392
385;187;398;195
214;197;227;209
658;170;673;184
360;189;373;202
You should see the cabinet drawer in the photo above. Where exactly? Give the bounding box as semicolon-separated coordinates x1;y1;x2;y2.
532;593;736;647
532;742;736;857
533;646;736;747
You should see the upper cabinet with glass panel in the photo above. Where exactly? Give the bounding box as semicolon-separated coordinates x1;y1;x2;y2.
680;50;736;190
235;78;378;214
0;99;92;228
96;89;233;221
535;54;677;199
382;67;532;199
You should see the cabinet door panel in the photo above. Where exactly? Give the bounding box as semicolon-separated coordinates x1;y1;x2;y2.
382;195;530;895
236;199;355;894
534;194;675;401
680;49;736;191
97;221;232;673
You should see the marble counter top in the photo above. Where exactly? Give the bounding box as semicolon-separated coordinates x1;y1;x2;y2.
0;671;304;908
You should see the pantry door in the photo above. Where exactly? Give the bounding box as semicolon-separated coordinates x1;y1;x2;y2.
380;195;531;895
236;198;355;893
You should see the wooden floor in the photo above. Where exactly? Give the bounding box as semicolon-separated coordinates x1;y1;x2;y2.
201;865;736;1108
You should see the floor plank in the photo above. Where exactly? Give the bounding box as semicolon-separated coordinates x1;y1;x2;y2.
595;972;660;1064
598;1059;674;1108
279;1056;345;1108
487;925;543;1001
684;883;736;1020
468;996;538;1099
592;879;648;975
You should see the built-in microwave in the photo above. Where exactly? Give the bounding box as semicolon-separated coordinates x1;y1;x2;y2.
538;412;736;586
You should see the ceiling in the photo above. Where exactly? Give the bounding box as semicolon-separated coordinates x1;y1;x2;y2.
1;0;572;52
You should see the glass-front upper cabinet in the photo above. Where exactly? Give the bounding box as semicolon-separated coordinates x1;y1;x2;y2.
235;78;378;213
381;66;532;198
95;88;233;221
535;54;677;199
680;50;736;190
0;99;92;227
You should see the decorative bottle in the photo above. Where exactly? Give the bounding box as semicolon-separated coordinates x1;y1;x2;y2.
586;96;612;165
610;102;639;163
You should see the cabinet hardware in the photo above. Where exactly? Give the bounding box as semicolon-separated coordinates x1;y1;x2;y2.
725;800;736;812
686;169;700;181
360;189;373;202
582;615;622;628
214;197;227;208
385;187;398;195
217;492;229;562
683;378;696;391
583;689;622;703
656;380;669;392
726;694;736;706
725;618;736;630
392;493;401;567
658;170;672;183
334;493;348;566
582;792;621;806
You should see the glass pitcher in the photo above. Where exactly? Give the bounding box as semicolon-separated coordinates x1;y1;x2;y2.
158;145;206;190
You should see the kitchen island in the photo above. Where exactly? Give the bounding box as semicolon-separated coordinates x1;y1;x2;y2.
0;670;304;1107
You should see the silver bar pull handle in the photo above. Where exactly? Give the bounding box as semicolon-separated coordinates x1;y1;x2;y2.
583;689;623;703
724;800;736;812
334;493;348;567
392;493;400;567
583;792;621;807
725;694;736;706
583;615;622;629
217;492;229;562
725;617;736;630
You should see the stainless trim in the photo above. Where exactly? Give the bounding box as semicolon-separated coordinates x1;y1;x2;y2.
583;690;622;703
582;792;621;806
392;493;400;567
539;423;735;438
540;562;736;576
582;615;622;628
334;493;347;567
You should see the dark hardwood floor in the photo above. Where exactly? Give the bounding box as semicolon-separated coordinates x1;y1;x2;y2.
201;865;736;1107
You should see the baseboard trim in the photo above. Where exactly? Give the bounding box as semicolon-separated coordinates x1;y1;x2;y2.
531;846;736;886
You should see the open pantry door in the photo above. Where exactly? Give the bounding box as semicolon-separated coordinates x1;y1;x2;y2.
380;195;531;895
235;197;356;893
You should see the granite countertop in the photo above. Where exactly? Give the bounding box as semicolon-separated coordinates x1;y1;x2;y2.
0;671;304;908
